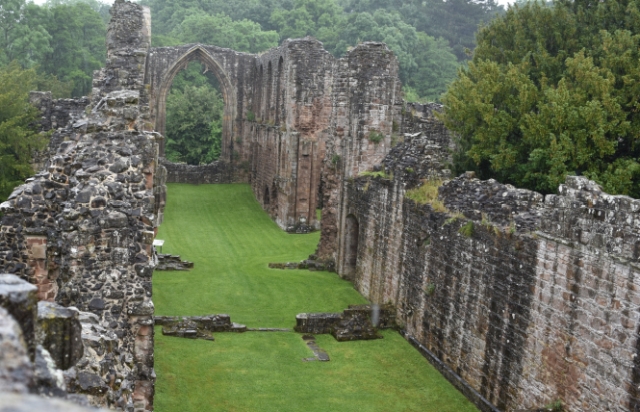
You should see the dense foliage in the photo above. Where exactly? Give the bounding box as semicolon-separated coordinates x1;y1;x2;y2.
442;0;640;196
0;0;106;97
0;63;47;200
164;63;223;165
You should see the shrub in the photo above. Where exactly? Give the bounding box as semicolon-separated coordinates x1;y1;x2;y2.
368;130;384;144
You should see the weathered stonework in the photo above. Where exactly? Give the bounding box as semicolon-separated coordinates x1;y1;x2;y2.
294;304;395;341
0;1;163;410
147;34;402;233
4;0;639;411
330;110;640;411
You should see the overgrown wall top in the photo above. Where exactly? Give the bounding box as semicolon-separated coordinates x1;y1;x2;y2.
340;123;640;411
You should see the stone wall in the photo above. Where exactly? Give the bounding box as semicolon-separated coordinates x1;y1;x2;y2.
160;158;236;184
335;114;640;411
0;1;164;410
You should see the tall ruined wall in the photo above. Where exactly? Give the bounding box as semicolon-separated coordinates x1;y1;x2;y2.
317;42;402;258
0;1;163;410
338;113;640;411
148;38;402;233
246;39;333;231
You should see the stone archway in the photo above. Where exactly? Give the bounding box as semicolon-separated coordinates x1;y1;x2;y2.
153;45;237;157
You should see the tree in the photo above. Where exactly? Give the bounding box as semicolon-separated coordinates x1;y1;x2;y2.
165;80;224;165
0;0;51;68
408;33;459;101
442;0;640;196
38;2;106;96
339;0;504;61
0;62;47;200
340;10;459;101
270;0;347;54
170;13;279;53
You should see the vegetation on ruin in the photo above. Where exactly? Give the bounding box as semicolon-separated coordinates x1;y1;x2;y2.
405;179;448;212
154;184;478;412
0;63;47;200
359;169;392;179
442;0;640;197
367;130;384;143
458;221;474;238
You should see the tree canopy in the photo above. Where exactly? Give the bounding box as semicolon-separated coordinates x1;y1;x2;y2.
0;62;47;200
0;0;106;97
442;0;640;196
164;62;223;165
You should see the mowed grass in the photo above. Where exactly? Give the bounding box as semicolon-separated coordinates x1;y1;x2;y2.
154;184;478;412
153;184;367;327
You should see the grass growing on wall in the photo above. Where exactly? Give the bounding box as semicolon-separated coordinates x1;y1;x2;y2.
154;184;478;412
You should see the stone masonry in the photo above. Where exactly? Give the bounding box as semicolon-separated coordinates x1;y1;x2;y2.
0;1;164;410
2;0;638;411
326;106;640;411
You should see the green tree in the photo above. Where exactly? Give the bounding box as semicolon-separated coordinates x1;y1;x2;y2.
0;62;47;200
270;0;347;54
341;10;459;101
0;0;52;67
339;0;504;61
442;0;640;196
165;79;224;165
38;2;106;96
140;0;291;38
170;13;279;53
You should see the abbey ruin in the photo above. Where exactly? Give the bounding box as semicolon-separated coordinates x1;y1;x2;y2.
0;1;639;411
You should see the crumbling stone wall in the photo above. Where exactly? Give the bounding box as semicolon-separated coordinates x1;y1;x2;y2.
336;111;640;411
146;36;402;233
0;1;163;410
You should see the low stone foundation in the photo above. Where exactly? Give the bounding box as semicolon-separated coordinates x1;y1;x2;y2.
160;158;236;184
155;254;193;271
294;304;395;341
155;315;247;340
268;255;334;272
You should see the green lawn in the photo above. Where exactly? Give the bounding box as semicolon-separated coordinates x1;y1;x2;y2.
154;184;478;412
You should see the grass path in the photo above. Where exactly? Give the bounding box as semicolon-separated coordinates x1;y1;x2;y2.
154;184;478;412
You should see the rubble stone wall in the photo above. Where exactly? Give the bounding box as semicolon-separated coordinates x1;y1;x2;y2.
336;116;640;411
0;1;163;410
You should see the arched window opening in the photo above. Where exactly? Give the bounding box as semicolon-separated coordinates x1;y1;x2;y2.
266;61;273;122
264;185;270;206
344;214;359;277
164;60;224;165
254;65;263;122
276;57;284;125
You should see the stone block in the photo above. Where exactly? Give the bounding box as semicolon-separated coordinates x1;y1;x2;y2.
36;301;84;370
0;307;34;393
0;274;38;360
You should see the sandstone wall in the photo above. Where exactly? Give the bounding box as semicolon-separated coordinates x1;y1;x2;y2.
317;42;402;258
338;120;640;411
